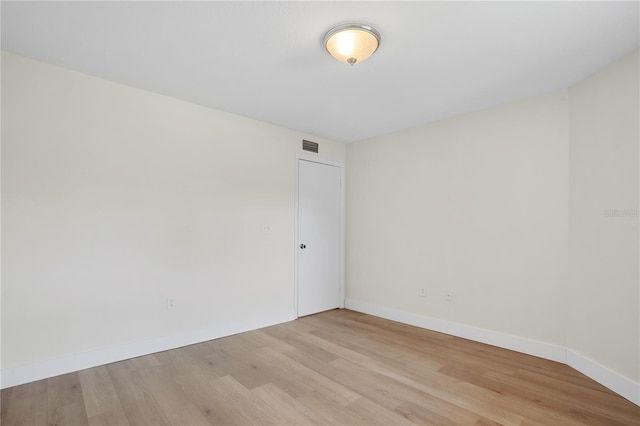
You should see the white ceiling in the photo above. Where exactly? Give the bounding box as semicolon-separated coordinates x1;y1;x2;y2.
2;1;639;143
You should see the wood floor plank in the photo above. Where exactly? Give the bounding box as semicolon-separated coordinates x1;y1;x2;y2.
361;360;487;425
170;367;251;424
309;326;446;372
251;382;328;425
207;374;290;425
135;365;213;425
78;365;130;426
0;381;48;426
47;373;89;426
236;329;297;354
152;345;207;379
516;367;639;413
357;358;526;426
395;400;470;425
294;391;381;425
438;364;602;426
105;362;172;425
2;309;638;425
262;325;341;364
254;346;357;403
121;354;161;372
345;395;415;425
485;369;640;425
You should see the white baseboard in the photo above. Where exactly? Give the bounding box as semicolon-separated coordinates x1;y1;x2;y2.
345;298;639;406
567;349;640;406
1;311;295;389
344;299;567;362
4;302;638;407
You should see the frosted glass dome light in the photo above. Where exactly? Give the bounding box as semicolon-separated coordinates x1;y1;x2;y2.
324;24;381;66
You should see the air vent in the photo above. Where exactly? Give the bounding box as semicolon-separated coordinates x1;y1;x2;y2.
302;139;319;153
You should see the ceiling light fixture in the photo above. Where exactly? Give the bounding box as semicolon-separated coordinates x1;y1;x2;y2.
324;23;381;66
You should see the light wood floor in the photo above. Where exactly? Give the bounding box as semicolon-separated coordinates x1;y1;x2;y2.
2;309;639;425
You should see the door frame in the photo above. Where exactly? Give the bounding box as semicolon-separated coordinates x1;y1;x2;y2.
294;154;345;318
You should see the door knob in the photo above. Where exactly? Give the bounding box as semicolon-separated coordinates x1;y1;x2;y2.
300;244;306;249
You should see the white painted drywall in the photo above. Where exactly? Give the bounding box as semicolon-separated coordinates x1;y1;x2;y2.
1;52;344;377
568;50;639;383
3;47;638;401
346;49;640;401
346;91;570;346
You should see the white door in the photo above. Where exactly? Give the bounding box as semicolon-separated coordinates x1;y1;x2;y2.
297;159;342;317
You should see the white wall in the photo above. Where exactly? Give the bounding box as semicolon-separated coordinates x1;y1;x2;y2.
346;92;569;346
1;52;344;386
346;49;640;404
3;47;638;403
568;51;639;384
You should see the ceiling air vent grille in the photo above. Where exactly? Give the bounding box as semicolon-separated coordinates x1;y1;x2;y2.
302;140;319;153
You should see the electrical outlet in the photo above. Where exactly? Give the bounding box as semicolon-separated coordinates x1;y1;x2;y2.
419;288;426;297
167;297;175;310
445;291;453;302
